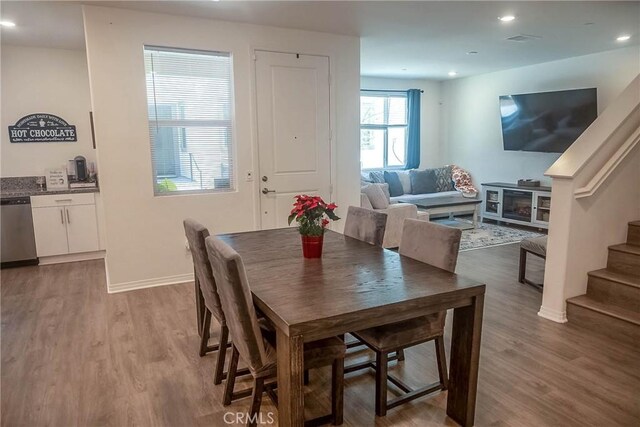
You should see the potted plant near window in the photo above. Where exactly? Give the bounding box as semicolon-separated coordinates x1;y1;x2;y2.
288;195;340;258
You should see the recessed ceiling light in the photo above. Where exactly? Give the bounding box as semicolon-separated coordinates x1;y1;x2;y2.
448;71;457;77
498;15;516;22
0;21;16;28
617;35;631;42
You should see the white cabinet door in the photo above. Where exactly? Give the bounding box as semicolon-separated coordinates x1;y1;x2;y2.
65;205;99;254
32;207;69;256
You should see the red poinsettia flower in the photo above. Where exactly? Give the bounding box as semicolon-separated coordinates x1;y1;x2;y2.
287;194;341;236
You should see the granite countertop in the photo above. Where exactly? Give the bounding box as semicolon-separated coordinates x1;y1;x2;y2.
0;176;99;199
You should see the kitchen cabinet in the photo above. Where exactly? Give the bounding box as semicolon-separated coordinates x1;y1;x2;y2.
31;193;99;257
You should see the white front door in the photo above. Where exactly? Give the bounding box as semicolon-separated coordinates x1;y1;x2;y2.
255;51;331;229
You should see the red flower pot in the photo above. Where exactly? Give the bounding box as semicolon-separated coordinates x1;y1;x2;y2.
301;234;324;258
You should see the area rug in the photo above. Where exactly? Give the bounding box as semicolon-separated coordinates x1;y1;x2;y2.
435;220;545;251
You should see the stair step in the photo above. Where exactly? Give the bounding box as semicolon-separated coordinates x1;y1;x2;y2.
566;296;640;346
587;269;640;312
628;221;640;246
607;244;640;277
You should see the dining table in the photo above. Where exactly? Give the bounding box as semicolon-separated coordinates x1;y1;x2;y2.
218;228;485;427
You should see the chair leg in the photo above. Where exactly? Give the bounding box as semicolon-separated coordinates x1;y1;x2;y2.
194;273;204;336
304;369;310;385
435;337;448;390
332;358;344;425
199;308;212;357
375;351;388;417
247;378;265;427
518;248;527;284
223;345;240;406
213;324;229;385
396;349;405;361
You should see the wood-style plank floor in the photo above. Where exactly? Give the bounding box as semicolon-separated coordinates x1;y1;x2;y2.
2;243;639;426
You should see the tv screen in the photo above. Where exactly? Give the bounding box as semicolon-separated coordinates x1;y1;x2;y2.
499;88;597;153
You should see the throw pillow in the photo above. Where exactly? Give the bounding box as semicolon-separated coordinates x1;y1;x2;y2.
396;170;412;194
383;171;404;197
410;169;438;194
361;184;390;209
369;171;385;184
434;166;455;192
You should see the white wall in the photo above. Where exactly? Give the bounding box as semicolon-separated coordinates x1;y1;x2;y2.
1;45;96;177
83;6;360;291
360;77;442;168
440;46;640;187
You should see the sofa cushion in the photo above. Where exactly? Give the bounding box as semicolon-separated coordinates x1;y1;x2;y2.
369;171;385;183
434;166;455;192
362;183;390;209
396;170;412;194
390;191;461;203
410;169;438;194
383;171;404;197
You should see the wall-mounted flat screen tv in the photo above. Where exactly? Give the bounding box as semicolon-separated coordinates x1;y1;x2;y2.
499;88;597;153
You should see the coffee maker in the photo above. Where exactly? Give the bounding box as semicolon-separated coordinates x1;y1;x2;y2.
74;156;87;181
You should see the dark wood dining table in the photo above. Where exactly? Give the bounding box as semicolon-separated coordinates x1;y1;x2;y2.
219;228;485;427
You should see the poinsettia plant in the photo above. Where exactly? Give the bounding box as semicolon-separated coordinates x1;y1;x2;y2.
288;195;340;236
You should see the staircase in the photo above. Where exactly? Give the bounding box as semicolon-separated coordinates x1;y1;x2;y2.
566;221;640;345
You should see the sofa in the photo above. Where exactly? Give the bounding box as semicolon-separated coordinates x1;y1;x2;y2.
360;166;474;248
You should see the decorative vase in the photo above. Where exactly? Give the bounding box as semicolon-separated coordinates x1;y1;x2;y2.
301;234;324;258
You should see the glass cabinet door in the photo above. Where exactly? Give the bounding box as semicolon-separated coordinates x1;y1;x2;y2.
485;189;500;214
535;194;551;223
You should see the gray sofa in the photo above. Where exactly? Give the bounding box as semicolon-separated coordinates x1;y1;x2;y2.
360;166;468;248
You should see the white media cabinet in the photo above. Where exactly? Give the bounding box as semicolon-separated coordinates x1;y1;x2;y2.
481;182;551;229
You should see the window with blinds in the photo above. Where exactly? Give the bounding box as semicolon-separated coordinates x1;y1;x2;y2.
360;91;408;170
144;46;234;195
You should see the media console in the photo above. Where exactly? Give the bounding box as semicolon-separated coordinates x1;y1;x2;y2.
481;182;551;229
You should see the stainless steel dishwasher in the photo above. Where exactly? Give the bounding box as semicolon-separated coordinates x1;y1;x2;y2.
1;197;38;268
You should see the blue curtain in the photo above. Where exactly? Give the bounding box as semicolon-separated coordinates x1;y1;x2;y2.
405;89;421;169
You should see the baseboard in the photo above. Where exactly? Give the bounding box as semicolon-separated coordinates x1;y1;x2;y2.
537;305;568;323
107;272;194;294
38;251;106;265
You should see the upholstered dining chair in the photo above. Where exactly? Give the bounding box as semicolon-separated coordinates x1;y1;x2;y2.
204;235;346;426
350;219;462;416
343;206;387;246
184;219;237;385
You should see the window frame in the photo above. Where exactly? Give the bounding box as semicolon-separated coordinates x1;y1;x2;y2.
144;45;236;197
360;90;408;171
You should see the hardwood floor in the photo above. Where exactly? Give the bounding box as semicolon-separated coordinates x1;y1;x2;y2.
2;243;639;426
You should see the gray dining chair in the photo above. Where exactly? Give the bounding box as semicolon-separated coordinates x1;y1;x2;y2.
350;219;462;416
343;206;387;246
183;219;234;385
204;235;346;426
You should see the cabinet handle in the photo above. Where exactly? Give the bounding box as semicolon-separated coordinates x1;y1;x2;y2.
66;208;71;224
55;199;73;203
60;209;65;224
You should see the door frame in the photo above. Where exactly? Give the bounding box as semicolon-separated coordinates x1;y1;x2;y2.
250;47;336;231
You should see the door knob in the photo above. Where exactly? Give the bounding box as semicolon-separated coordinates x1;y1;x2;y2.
262;188;276;195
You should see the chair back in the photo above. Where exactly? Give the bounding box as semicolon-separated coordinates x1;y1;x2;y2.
399;219;462;272
183;219;225;323
343;206;387;246
204;235;268;375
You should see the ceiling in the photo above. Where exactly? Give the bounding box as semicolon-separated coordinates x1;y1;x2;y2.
1;1;638;80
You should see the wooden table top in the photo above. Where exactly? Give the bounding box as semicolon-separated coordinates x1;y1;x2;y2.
219;228;485;340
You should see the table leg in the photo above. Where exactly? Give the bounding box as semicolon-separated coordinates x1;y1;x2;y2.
276;329;305;427
446;294;484;427
194;270;205;337
473;205;479;228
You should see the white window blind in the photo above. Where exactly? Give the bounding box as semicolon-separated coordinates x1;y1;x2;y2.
360;91;408;170
144;46;234;195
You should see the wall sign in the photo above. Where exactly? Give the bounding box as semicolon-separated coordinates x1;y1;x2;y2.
8;113;77;143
